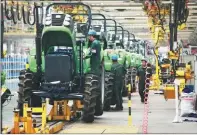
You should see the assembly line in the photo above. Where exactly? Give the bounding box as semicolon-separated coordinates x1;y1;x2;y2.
1;0;197;134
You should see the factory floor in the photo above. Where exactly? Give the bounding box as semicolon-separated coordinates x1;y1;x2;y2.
2;84;197;134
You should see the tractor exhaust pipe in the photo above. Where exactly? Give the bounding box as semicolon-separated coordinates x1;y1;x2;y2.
79;40;84;92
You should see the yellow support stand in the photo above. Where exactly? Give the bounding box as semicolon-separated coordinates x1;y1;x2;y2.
11;108;36;134
10;100;47;134
47;100;83;121
127;84;132;126
47;100;71;121
8;98;84;134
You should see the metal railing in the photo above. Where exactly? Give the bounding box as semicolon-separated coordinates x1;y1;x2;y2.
2;54;27;91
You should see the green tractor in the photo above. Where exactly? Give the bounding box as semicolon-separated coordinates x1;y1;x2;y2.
102;23;133;110
72;13;115;114
86;15;116;113
17;3;106;123
111;26;132;97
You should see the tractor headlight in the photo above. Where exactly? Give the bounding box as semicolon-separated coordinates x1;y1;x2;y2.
45;20;52;26
63;17;70;26
45;15;52;26
63;21;70;26
64;17;70;21
46;16;51;21
65;14;71;18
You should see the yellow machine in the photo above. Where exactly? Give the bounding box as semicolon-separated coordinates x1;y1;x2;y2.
143;0;192;101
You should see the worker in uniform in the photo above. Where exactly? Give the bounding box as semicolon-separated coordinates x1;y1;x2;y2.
136;58;152;103
111;54;126;110
84;30;101;76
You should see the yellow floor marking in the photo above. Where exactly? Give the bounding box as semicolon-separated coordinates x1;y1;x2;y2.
104;125;138;134
60;123;138;134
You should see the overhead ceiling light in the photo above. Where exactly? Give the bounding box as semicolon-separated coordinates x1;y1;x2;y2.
123;0;130;2
116;9;126;11
124;18;135;20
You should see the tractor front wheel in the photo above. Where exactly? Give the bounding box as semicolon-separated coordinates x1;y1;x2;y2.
82;74;99;123
17;69;41;116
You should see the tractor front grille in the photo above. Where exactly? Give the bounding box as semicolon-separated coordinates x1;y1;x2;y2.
52;14;65;26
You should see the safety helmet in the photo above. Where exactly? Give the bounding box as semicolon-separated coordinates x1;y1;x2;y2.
88;30;97;36
112;54;118;60
141;58;147;62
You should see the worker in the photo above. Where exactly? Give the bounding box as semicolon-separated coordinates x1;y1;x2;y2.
84;30;101;76
111;54;126;110
136;58;152;103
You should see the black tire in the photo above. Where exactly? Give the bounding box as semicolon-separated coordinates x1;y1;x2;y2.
82;74;99;123
103;72;114;111
131;68;137;93
94;67;105;116
122;69;131;97
94;94;103;116
17;69;41;116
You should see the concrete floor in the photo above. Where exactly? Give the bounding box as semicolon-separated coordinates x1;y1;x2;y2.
2;82;197;134
132;92;197;134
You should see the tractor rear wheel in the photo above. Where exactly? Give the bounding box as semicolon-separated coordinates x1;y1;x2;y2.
103;72;114;111
17;69;42;116
82;74;99;123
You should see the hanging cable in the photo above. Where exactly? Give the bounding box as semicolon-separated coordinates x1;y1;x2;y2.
16;2;22;21
4;0;12;20
27;2;36;25
22;4;27;24
10;1;17;24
